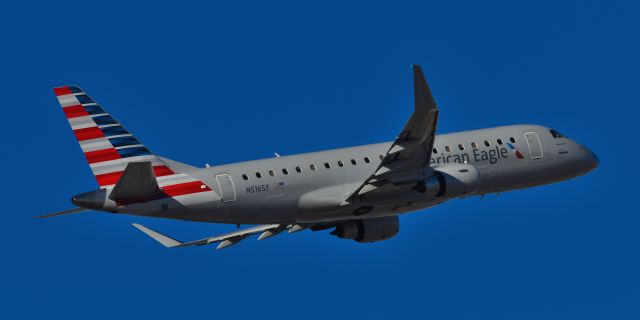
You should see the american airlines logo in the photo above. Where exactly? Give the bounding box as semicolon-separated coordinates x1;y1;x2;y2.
507;143;525;159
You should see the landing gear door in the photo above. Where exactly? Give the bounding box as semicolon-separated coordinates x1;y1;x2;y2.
215;174;237;203
524;132;544;162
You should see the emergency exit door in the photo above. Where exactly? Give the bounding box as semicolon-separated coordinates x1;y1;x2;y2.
215;174;237;203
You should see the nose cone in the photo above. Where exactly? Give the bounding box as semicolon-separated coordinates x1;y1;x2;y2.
578;144;599;173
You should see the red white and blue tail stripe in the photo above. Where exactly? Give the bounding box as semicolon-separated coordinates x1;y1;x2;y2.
54;86;212;198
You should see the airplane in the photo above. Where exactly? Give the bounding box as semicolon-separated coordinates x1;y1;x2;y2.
39;65;599;250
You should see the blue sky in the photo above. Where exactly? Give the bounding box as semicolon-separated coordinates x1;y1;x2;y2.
1;0;638;319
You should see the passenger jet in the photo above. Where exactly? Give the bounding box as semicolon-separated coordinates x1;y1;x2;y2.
39;65;599;249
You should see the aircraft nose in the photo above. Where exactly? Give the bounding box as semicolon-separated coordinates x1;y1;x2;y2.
579;144;599;172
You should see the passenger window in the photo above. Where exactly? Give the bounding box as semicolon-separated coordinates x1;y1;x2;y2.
282;168;289;175
497;138;503;145
471;142;478;149
269;170;275;177
445;146;451;152
484;140;490;147
351;159;357;165
255;172;262;178
379;154;384;160
433;148;438;154
364;157;370;163
295;166;302;173
242;174;249;180
337;160;344;167
458;144;464;150
310;164;316;171
510;137;516;143
324;162;331;169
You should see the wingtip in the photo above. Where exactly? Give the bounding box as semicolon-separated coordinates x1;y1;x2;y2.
131;223;182;248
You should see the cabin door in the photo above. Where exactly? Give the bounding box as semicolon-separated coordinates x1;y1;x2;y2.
524;132;544;160
215;174;237;203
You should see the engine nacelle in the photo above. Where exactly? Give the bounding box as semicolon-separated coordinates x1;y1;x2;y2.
420;163;480;198
330;216;399;243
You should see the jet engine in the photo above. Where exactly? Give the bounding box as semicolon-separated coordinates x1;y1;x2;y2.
330;216;399;243
419;163;481;198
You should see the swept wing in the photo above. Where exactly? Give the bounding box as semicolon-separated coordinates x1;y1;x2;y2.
347;65;439;201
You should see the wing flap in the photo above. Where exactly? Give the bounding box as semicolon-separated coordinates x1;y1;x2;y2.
132;223;283;249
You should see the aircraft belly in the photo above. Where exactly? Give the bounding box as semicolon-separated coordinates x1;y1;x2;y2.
295;197;443;223
115;191;223;221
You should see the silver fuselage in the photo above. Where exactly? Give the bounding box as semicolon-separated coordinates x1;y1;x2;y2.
110;124;598;224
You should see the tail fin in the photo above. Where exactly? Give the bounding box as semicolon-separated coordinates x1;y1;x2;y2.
54;86;175;188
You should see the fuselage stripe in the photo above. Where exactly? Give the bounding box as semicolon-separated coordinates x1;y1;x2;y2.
161;181;211;197
95;165;175;186
114;180;211;206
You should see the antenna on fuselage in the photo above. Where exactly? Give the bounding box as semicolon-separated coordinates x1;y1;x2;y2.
274;152;281;157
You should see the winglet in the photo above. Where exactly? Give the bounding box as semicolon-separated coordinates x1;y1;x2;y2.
132;223;182;247
412;65;437;111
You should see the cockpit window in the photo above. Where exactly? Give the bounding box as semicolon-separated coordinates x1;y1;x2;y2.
550;129;565;139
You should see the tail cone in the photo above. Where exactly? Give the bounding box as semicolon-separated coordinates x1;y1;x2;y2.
71;189;108;210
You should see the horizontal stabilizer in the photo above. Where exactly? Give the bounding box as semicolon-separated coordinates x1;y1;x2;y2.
35;207;88;219
109;161;160;201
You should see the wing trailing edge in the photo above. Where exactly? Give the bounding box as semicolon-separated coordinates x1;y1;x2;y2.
132;223;288;249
